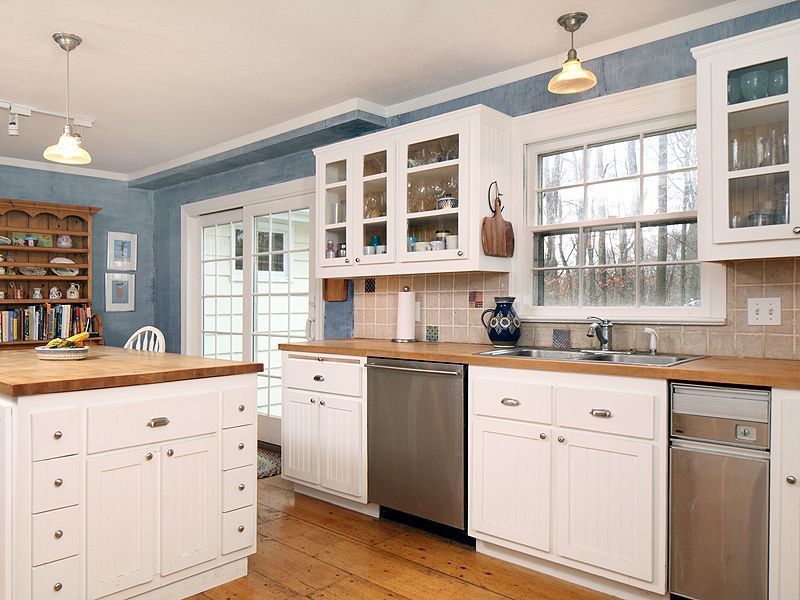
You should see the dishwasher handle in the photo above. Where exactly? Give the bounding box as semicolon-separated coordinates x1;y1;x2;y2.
365;363;461;377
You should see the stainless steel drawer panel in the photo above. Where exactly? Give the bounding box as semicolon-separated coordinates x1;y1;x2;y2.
671;413;769;448
672;384;769;422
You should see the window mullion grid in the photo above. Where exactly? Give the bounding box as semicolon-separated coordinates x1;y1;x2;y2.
578;143;589;309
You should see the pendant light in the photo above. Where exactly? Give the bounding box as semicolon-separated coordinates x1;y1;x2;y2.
547;12;597;95
43;33;91;165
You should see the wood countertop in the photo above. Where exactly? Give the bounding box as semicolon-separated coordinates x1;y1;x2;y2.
279;338;800;389
0;346;263;397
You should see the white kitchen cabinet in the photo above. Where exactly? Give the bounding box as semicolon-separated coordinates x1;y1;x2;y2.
313;105;513;277
554;429;654;581
160;436;220;576
770;388;800;599
471;418;551;552
318;394;363;497
282;388;320;485
694;21;800;260
86;448;157;599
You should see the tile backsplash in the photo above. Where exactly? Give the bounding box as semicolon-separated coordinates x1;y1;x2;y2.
352;258;800;359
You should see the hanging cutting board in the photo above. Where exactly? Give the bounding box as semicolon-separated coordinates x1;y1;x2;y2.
482;197;515;257
323;279;349;302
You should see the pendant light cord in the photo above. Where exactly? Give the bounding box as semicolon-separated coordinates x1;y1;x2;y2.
65;46;70;127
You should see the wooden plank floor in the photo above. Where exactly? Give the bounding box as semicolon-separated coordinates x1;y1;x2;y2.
192;475;614;600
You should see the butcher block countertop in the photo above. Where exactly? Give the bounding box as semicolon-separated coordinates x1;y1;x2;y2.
280;338;800;389
0;346;263;397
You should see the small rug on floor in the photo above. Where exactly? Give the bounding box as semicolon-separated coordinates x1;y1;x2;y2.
257;446;282;479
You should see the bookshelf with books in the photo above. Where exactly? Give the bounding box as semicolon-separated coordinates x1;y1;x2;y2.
0;199;103;348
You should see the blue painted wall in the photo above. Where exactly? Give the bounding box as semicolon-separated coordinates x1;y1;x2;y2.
0;165;155;347
323;280;354;340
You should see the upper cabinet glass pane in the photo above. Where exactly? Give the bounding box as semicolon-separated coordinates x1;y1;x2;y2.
363;151;387;177
407;134;459;168
728;58;788;105
728;102;789;171
539;148;583;188
643;128;697;173
587;137;639;182
325;160;347;184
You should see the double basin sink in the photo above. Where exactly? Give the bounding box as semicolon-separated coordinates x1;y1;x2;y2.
476;347;702;367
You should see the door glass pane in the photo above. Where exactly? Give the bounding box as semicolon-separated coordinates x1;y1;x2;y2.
728;172;790;229
727;58;787;106
728;103;789;171
406;162;459;253
407;134;458;168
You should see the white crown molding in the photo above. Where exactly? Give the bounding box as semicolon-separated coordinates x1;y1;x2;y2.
0;155;128;181
692;14;800;56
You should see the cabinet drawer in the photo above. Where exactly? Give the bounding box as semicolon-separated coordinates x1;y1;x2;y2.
555;386;655;439
32;555;81;600
222;464;256;512
32;505;80;567
473;378;552;424
221;505;256;555
222;425;255;470
87;392;219;454
222;387;256;429
32;455;80;514
284;353;362;397
32;409;80;461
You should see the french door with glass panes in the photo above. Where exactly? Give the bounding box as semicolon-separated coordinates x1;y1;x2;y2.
199;197;314;444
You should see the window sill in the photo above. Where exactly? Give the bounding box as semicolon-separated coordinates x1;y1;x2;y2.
519;315;727;326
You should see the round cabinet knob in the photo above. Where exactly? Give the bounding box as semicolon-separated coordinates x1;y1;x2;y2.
53;582;63;592
320;400;326;406
54;529;63;539
355;258;360;263
310;398;316;404
794;226;800;234
166;449;174;457
457;251;463;256
539;433;547;440
788;475;797;485
54;478;63;488
238;442;245;450
557;436;566;443
238;525;245;533
239;483;246;491
53;431;63;440
238;404;245;412
145;452;153;461
345;258;350;263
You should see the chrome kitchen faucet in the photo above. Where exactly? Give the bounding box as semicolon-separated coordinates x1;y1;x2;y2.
586;316;613;351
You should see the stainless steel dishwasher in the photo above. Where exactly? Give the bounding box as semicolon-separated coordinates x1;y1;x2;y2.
669;383;770;600
366;358;466;531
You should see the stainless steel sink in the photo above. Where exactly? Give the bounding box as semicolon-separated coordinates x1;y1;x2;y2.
476;346;702;367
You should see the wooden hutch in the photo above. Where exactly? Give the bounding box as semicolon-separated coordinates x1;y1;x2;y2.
0;199;103;348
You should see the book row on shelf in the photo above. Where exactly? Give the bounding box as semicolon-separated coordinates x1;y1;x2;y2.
0;303;93;343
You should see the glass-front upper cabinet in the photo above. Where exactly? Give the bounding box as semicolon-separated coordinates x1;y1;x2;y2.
694;22;800;259
397;122;469;262
317;153;352;268
354;144;395;265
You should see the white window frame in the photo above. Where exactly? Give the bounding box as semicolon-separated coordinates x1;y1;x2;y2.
508;76;726;324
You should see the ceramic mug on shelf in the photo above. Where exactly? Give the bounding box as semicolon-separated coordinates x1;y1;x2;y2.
364;246;376;255
445;234;459;250
56;234;73;249
429;240;445;251
414;241;430;252
376;245;387;254
49;286;62;300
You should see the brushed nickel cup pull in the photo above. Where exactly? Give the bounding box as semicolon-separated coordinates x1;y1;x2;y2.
539;433;547;440
590;409;612;418
239;483;246;491
313;375;325;382
238;442;245;450
147;417;170;428
54;529;63;539
53;430;63;440
500;398;521;407
145;452;153;461
53;582;63;592
557;436;566;443
237;525;245;533
794;226;800;234
166;449;174;457
788;475;797;485
54;478;63;487
238;404;245;412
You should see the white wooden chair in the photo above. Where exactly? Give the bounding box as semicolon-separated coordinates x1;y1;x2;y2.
124;326;166;352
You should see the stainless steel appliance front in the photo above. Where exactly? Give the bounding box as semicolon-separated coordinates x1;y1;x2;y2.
366;358;465;529
669;383;770;600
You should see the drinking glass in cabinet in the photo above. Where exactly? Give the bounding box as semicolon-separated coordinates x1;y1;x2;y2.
407;164;459;213
728;172;789;229
728;103;788;171
728;58;788;106
407;134;459;168
363;151;387;177
326;188;347;225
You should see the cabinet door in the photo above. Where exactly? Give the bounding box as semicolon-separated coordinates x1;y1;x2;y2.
317;151;353;269
282;388;320;485
319;394;362;497
471;418;551;552
160;436;220;575
354;142;396;266
86;449;157;599
555;430;654;581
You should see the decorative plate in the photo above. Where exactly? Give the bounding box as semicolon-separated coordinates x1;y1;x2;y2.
35;346;89;361
49;257;79;277
0;235;10;245
19;266;48;276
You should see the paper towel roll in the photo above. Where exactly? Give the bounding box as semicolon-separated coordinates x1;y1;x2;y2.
394;288;416;342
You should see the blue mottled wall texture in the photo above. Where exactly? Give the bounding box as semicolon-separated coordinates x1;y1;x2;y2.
2;2;798;352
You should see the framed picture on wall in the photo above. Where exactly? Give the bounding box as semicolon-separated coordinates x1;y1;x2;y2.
105;273;135;311
107;231;137;271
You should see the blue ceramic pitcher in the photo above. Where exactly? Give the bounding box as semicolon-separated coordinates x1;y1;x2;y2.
481;296;522;347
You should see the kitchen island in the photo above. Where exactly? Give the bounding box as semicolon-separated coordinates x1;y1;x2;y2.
0;346;263;600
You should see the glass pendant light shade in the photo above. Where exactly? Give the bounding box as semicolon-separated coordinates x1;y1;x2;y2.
43;126;91;165
548;57;597;94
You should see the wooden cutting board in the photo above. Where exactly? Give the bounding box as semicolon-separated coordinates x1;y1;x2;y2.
482;197;515;257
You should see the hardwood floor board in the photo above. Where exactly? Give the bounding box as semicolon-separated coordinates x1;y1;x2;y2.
260;474;295;491
257;502;287;525
376;530;614;600
308;576;411;599
258;484;297;512
202;569;301;600
247;537;346;595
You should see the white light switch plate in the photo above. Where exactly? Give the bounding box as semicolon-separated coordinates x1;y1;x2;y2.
747;297;781;325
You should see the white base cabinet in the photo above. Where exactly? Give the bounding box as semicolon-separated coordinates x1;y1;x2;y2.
0;373;258;600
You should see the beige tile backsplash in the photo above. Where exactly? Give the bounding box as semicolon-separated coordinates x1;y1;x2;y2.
353;258;800;359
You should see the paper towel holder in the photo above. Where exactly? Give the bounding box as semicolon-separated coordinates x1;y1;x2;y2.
392;286;417;343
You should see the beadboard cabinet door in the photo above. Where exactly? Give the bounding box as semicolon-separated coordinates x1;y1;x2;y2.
318;394;362;497
86;449;157;599
282;389;320;485
470;418;551;552
160;436;220;576
555;430;654;582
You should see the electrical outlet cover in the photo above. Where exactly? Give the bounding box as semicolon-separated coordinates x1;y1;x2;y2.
747;297;781;326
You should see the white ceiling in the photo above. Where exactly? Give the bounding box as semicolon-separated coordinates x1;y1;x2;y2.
0;0;762;175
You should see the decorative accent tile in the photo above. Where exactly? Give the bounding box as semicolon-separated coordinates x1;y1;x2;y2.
552;328;572;349
468;291;483;309
425;325;440;343
364;278;376;293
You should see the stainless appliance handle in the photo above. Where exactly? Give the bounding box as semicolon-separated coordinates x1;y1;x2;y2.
365;364;461;376
670;439;770;460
